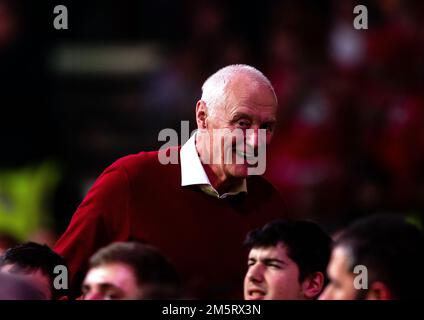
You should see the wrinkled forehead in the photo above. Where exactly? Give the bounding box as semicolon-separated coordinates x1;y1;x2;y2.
219;86;277;124
84;263;137;287
248;243;291;260
226;74;277;108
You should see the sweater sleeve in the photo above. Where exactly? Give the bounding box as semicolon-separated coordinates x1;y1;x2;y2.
54;163;131;298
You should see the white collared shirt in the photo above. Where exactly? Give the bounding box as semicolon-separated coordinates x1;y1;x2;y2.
180;132;247;199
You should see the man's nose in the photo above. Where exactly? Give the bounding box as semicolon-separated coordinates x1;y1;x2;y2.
245;128;260;151
247;263;265;283
83;291;104;300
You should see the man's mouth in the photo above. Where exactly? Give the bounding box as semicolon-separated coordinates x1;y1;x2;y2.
246;288;266;300
233;149;256;162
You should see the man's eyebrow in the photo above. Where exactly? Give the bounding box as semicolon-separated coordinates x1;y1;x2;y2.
231;113;252;121
263;118;277;124
98;283;120;292
261;258;287;265
231;113;277;124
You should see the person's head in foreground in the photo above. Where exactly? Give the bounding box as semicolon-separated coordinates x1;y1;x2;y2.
82;242;181;300
244;219;332;300
195;64;278;191
0;242;68;300
319;214;424;300
0;272;48;300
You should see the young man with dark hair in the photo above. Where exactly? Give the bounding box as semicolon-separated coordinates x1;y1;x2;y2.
244;219;332;300
319;214;424;300
82;242;181;300
0;242;68;299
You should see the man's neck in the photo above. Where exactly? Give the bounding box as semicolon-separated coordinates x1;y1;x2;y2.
202;163;244;194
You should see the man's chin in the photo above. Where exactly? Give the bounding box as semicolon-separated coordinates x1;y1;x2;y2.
244;291;267;300
245;295;266;301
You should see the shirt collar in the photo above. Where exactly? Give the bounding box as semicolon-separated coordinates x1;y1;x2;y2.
180;132;247;198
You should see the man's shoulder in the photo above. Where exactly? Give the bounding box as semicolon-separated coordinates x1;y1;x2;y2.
107;146;181;175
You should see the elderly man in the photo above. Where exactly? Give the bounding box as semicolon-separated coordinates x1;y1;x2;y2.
55;64;285;298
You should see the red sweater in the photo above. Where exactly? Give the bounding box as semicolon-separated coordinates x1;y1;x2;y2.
54;147;285;298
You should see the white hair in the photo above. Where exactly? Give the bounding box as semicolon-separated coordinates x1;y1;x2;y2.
200;64;276;116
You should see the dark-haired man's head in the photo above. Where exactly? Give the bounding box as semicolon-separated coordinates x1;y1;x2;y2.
0;272;48;300
0;242;68;300
319;215;424;300
82;242;181;300
244;219;332;300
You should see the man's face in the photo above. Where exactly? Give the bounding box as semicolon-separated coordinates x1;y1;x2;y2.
82;263;141;300
244;243;305;300
319;246;359;300
0;264;52;299
201;75;277;179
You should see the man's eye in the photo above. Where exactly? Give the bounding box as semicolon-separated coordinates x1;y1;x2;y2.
105;293;120;300
104;290;122;300
238;120;250;128
261;123;274;132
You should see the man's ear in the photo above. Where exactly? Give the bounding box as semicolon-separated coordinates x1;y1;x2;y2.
366;281;393;300
302;272;325;300
196;100;208;129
